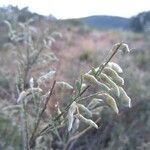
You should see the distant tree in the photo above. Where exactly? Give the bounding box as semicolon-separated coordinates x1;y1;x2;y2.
130;11;150;32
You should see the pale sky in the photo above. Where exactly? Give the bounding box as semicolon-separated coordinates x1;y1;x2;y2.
0;0;149;19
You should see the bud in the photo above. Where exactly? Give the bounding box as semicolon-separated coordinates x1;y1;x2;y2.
88;67;99;75
102;67;124;86
77;103;92;117
97;93;119;114
77;114;98;129
99;73;120;96
119;87;132;108
107;62;123;73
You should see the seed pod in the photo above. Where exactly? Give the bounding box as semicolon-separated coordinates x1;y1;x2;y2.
120;43;130;53
17;91;27;103
112;43;122;52
119;87;132;108
99;73;120;96
81;83;87;91
37;71;56;86
67;101;77;131
71;117;80;133
107;62;123;73
26;87;43;95
77;103;92;117
92;106;103;115
77;114;98;129
97;93;119;114
56;81;73;90
102;67;124;86
83;73;110;92
83;73;99;85
29;77;34;89
88;98;103;110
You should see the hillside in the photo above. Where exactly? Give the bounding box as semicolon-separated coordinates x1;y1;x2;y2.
79;15;130;29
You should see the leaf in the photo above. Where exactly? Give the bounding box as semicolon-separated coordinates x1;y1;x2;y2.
75;80;81;94
97;93;119;114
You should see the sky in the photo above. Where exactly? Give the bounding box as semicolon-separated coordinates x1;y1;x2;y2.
0;0;149;19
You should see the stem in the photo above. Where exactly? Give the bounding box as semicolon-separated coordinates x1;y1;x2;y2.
29;80;56;148
21;99;29;150
97;42;122;75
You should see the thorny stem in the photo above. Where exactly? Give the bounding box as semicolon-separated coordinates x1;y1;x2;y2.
29;80;56;148
38;42;122;138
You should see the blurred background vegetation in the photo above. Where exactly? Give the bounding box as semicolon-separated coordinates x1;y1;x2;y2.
0;5;150;150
